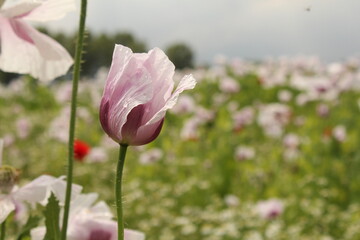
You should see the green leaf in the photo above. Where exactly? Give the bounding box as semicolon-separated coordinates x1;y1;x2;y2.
43;193;60;240
16;215;41;240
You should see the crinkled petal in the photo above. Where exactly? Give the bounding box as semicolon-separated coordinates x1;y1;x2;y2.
68;193;98;220
0;17;73;82
146;74;196;125
124;229;146;240
138;47;175;124
101;46;154;142
23;0;75;22
50;177;82;206
0;2;40;18
13;175;54;204
14;175;82;206
0;196;15;224
30;226;46;240
103;44;134;97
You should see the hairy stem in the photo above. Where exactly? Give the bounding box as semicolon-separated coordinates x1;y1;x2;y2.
61;0;87;239
116;144;128;240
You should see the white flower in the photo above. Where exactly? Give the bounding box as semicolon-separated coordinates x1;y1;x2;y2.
31;193;145;240
0;0;75;82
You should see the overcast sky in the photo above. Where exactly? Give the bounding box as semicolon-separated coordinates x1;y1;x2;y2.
44;0;360;64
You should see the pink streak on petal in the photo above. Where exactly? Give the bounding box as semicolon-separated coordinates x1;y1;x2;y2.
146;74;197;125
0;17;73;82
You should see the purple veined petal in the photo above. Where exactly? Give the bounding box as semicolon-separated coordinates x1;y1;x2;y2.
102;56;154;142
21;0;76;22
138;47;175;125
30;226;46;240
0;2;40;18
103;44;134;97
146;74;197;125
130;118;164;146
124;229;145;240
0;17;73;82
0;196;15;224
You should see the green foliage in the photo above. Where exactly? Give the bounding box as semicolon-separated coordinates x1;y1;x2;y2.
43;193;60;240
16;216;41;240
165;43;194;69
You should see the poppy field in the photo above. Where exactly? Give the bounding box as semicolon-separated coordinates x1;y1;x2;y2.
2;56;360;240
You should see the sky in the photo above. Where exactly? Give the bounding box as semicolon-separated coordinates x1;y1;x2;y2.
44;0;360;65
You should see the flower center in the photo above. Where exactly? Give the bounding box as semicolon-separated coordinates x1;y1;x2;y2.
89;229;112;240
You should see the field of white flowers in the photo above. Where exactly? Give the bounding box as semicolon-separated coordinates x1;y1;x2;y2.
1;55;360;240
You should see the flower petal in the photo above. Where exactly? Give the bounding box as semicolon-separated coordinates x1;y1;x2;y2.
146;74;196;125
20;0;75;22
0;197;15;224
0;17;73;82
124;229;146;240
30;226;46;240
0;2;40;18
101;45;154;142
68;193;98;220
138;48;175;124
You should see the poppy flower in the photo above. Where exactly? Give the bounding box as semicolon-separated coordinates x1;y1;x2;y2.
99;44;196;146
74;139;90;162
0;0;74;82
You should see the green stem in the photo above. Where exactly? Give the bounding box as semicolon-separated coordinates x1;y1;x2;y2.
61;1;87;240
116;144;128;240
0;219;6;240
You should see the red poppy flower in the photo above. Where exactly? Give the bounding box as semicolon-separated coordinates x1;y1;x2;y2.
74;140;90;162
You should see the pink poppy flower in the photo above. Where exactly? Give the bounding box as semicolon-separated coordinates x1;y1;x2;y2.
255;199;284;219
0;0;74;82
31;193;145;240
100;44;196;146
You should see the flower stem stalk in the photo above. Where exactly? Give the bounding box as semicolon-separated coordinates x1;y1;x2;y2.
0;219;6;240
61;0;87;240
116;144;128;240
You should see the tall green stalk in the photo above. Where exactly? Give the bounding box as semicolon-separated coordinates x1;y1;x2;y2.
116;144;128;240
61;1;87;239
0;220;6;240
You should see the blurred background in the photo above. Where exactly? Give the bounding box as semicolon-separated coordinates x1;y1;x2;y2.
1;0;360;240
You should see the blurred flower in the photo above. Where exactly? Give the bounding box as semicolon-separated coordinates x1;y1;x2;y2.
0;175;82;223
99;44;196;146
219;76;240;93
31;193;145;240
170;95;196;115
2;134;14;147
139;148;163;165
257;103;291;138
255;199;284;219
232;107;254;132
87;147;108;163
234;146;255;161
332;125;346;142
278;90;292;102
16;117;31;139
224;194;239;207
0;0;75;82
74;139;90;162
181;117;201;141
316;103;330;118
283;133;300;149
